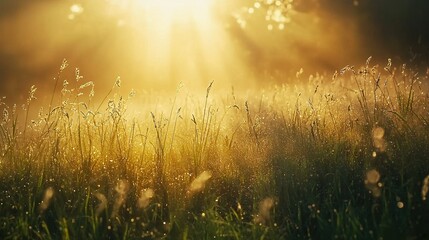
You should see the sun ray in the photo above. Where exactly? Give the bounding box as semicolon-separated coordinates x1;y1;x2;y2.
100;0;251;89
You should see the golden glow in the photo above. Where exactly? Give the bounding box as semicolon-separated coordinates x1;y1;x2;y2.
135;0;213;22
105;0;251;90
0;0;368;103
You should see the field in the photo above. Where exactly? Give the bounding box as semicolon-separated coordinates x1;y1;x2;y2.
1;59;429;239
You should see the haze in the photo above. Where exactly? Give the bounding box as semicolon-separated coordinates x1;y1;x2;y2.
0;0;428;104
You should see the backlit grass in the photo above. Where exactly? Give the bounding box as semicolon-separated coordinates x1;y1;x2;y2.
1;58;429;239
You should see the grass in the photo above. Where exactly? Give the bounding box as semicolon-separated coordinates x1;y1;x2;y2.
0;58;429;239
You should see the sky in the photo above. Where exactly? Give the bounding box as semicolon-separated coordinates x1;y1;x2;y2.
0;0;428;105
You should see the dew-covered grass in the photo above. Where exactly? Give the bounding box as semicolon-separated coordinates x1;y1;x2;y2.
1;58;429;239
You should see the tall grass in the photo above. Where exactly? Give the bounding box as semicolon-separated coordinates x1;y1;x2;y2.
0;58;428;239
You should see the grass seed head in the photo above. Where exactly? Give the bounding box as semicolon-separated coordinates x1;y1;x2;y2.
39;187;54;214
115;179;129;196
137;188;155;209
254;197;275;225
189;171;212;193
94;192;108;217
422;175;429;201
2;108;9;123
115;76;122;88
111;180;129;218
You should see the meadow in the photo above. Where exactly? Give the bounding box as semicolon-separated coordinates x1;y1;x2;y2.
1;58;429;239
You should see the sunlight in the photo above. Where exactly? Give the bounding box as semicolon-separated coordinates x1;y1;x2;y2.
2;1;429;238
102;0;248;89
135;0;213;23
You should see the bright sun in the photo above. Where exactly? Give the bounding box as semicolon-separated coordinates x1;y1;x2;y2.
64;0;250;89
135;0;212;17
102;0;241;88
131;0;213;24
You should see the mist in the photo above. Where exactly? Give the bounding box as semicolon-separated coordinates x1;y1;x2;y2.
1;0;428;105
